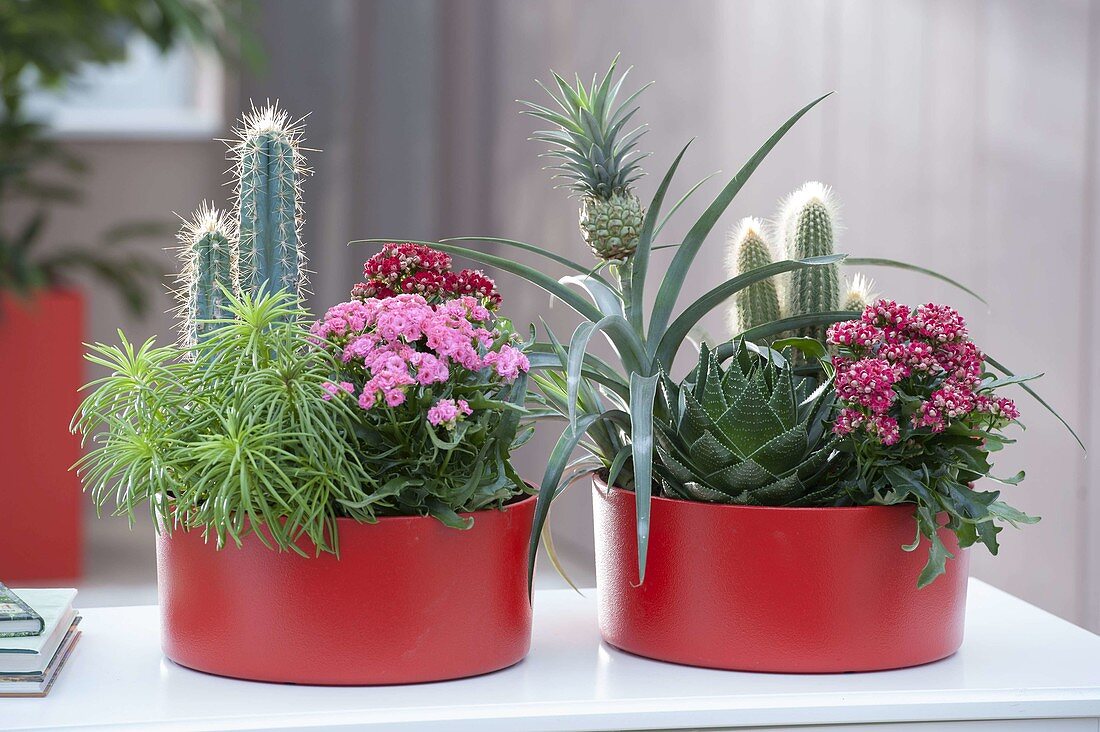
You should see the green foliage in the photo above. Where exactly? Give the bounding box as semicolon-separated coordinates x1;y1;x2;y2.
0;0;255;310
726;217;781;334
341;369;533;529
234;105;307;299
656;341;845;506
72;291;378;555
837;414;1037;589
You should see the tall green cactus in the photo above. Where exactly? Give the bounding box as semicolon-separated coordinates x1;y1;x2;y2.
173;104;309;340
233;104;307;299
781;181;840;340
176;203;237;345
726;217;781;335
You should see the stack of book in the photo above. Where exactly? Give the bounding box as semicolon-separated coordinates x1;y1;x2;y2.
0;583;80;697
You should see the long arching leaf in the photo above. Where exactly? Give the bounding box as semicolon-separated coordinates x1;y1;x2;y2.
630;140;694;332
352;238;604;324
653;254;846;369
846;257;986;305
526;412;608;594
629;372;660;584
649;93;833;343
735;310;858;345
442;236;615;289
560;274;625;317
567;315;645;428
984;355;1084;450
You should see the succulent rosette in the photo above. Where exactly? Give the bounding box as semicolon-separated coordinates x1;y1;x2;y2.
828;300;1037;586
312;244;532;526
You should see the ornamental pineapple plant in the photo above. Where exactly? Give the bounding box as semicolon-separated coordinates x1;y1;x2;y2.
521;55;648;264
656;340;845;506
174;103;309;342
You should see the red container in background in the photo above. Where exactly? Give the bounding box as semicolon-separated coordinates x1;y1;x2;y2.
593;478;969;673
0;290;84;581
157;495;536;685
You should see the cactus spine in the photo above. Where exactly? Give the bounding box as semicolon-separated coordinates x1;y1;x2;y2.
726;217;781;335
176;203;238;345
233;104;308;299
780;181;840;340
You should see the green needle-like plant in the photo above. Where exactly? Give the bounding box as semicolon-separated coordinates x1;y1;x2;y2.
72;291;379;555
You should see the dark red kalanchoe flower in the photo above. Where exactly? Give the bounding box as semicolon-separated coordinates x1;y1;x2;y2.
353;242;501;309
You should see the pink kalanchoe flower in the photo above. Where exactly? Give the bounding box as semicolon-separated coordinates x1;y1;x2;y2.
834;357;899;414
910;302;968;343
427;397;474;428
826;319;882;350
321;381;355;401
862;299;911;331
483;344;530;381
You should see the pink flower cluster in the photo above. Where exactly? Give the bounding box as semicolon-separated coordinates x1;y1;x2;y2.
827;300;1018;444
427;398;473;428
350;242;502;309
311;293;529;415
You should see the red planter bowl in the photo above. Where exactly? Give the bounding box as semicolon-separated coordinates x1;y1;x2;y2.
593;478;969;673
0;290;84;581
157;495;536;685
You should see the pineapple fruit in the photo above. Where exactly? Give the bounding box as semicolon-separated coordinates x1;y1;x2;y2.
523;56;649;263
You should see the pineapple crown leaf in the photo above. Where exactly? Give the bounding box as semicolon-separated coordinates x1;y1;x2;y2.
521;55;651;200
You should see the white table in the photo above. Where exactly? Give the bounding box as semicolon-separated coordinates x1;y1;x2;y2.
6;579;1100;732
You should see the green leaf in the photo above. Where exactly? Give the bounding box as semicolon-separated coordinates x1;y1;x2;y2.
566;315;645;428
526;412;607;594
770;337;827;360
649;93;833;344
845;257;986;305
984;355;1084;450
630;140;694;331
653;254;845;368
442;236;615;289
629;372;660;583
560;274;625;317
735;311;857;345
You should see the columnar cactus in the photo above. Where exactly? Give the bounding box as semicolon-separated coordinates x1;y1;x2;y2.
726;217;781;335
842;272;877;312
176;202;238;345
780;181;840;340
173;104;309;339
233;104;308;298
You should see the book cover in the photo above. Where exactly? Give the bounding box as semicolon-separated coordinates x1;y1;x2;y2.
0;582;44;637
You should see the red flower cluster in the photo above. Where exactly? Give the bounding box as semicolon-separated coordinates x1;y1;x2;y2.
351;242;502;309
827;300;1018;445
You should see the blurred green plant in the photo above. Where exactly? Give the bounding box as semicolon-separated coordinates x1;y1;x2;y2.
0;0;259;312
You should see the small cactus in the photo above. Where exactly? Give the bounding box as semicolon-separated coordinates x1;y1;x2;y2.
175;202;238;345
843;272;877;312
780;181;841;340
725;217;781;335
232;103;309;299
